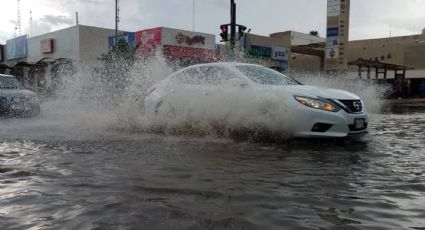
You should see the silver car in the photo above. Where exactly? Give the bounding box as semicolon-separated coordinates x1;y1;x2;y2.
0;74;40;117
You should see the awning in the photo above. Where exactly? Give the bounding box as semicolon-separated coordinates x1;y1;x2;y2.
348;58;414;70
163;45;221;61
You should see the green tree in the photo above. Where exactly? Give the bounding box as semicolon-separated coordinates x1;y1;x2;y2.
98;38;139;103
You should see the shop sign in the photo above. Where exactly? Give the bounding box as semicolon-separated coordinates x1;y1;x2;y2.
161;28;215;49
108;32;136;50
326;48;339;59
247;45;272;58
135;28;161;47
326;36;339;48
327;27;339;37
40;38;54;53
327;0;340;17
175;32;205;46
5;35;27;60
271;46;289;61
327;16;339;27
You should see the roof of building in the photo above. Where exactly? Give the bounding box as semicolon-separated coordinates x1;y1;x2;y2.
348;58;414;70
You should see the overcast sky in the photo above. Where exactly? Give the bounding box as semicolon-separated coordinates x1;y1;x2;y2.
1;0;425;44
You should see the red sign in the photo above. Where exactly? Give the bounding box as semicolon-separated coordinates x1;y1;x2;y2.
135;28;161;46
40;38;54;53
163;45;220;61
135;28;161;55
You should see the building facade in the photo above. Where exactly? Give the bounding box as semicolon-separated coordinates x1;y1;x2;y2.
108;27;219;66
0;25;116;93
239;31;324;74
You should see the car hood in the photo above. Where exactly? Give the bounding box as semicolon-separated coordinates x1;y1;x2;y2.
0;89;37;98
282;85;360;100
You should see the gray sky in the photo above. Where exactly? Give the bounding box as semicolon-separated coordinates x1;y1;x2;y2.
1;0;425;44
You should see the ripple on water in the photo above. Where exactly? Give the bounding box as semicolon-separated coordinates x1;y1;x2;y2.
0;111;425;229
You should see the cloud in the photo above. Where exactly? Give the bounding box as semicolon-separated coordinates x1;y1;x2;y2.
42;15;74;26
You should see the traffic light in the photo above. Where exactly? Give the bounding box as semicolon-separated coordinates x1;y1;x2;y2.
220;24;229;41
238;25;247;40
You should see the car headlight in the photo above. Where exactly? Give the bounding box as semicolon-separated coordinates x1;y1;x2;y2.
294;96;340;112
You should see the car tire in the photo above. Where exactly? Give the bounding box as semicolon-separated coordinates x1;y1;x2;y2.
28;104;41;118
155;101;176;119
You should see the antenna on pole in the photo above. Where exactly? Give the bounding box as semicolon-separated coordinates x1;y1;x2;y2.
76;11;79;25
29;10;33;37
115;0;119;38
17;0;22;36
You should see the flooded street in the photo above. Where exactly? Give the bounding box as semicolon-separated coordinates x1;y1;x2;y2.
0;106;424;230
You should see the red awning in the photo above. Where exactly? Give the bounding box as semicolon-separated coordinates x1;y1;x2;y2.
163;45;221;61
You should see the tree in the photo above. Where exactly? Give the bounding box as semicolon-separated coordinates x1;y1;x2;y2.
98;38;139;103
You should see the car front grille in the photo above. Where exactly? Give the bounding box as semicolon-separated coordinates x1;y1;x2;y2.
338;100;363;113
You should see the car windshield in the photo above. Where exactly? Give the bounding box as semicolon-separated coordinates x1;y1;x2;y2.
0;76;24;89
235;65;301;86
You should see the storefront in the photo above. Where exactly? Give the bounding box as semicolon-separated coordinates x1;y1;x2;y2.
109;27;220;66
242;34;291;72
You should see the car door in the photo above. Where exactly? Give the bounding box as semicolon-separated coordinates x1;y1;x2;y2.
196;66;250;122
168;68;209;119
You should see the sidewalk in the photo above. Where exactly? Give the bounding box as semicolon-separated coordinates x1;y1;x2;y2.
387;98;425;105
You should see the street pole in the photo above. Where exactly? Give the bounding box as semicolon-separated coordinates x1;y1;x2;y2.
230;0;236;51
115;0;118;38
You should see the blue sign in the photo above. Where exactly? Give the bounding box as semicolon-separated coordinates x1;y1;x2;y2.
326;27;339;37
5;35;27;60
108;32;136;50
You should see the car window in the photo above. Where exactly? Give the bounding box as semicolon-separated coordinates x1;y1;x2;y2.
235;65;301;86
197;66;239;85
170;66;239;86
0;76;24;89
170;68;203;85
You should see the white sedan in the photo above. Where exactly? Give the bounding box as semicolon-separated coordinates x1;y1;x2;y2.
144;63;369;138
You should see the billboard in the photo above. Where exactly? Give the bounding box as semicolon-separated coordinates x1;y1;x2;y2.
135;28;161;47
108;32;136;50
5;35;28;60
325;0;350;74
40;38;54;53
161;27;215;49
271;46;289;61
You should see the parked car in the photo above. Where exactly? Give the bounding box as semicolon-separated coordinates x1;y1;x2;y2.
145;63;369;138
0;74;40;117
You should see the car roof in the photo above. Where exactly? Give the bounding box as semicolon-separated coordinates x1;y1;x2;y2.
0;74;16;78
186;62;263;69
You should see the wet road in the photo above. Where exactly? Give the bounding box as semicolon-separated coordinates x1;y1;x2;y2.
1;108;425;230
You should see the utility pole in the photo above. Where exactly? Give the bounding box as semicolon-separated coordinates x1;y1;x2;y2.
230;0;236;50
115;0;118;38
30;10;33;37
17;0;21;36
75;12;79;25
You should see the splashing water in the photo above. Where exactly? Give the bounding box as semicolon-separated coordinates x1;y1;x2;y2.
1;50;388;140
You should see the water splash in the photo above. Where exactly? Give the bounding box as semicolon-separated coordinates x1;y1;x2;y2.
1;50;387;140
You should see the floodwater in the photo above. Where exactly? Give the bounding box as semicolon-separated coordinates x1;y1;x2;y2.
1;104;424;230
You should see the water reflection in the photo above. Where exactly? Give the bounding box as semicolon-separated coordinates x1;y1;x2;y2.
1;108;425;229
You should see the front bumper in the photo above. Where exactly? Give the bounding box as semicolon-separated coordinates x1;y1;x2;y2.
291;104;369;138
0;100;40;116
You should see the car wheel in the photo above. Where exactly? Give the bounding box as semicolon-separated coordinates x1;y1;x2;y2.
28;104;41;118
155;101;176;119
